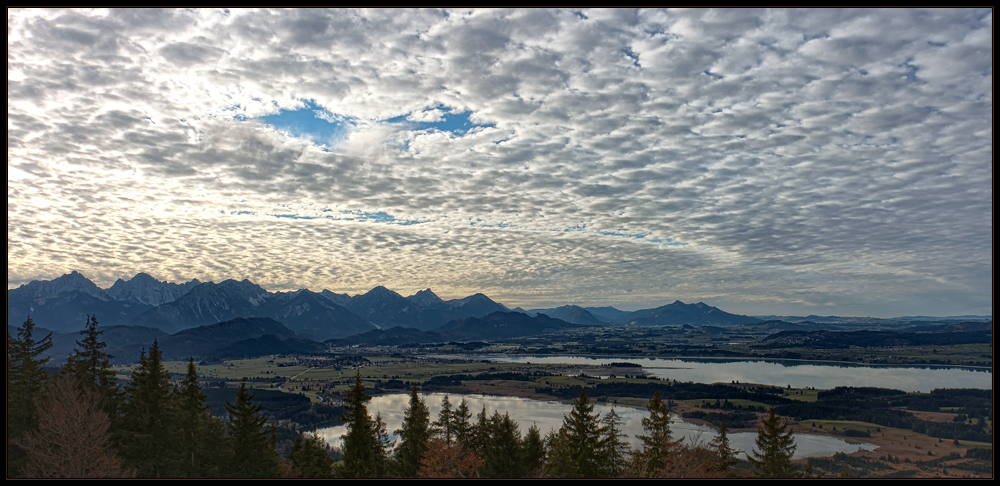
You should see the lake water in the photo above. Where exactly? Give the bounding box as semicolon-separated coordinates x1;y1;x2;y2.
468;355;992;392
311;392;877;460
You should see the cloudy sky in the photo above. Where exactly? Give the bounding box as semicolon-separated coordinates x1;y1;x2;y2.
7;9;992;317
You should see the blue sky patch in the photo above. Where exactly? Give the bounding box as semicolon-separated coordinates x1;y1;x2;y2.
387;105;494;136
259;100;353;147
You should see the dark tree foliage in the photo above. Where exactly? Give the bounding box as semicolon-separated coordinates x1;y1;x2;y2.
64;315;119;414
545;388;607;478
7;316;54;476
520;424;545;477
432;394;455;445
176;359;228;477
600;408;630;477
289;433;335;478
118;341;179;478
394;385;431;477
225;382;281;478
711;421;739;476
749;406;798;478
337;371;385;478
452;398;474;446
479;411;524;478
634;391;675;477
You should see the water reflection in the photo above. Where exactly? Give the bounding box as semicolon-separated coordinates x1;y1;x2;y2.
468;356;991;392
311;392;876;459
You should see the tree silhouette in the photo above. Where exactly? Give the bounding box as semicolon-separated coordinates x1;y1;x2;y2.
15;374;134;478
7;316;53;475
432;394;455;445
546;388;606;477
749;406;798;478
225;382;281;478
634;390;676;477
394;385;431;477
64;315;118;413
118;341;178;478
337;371;383;478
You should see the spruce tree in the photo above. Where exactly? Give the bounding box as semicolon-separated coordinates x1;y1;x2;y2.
338;371;383;478
546;388;606;478
519;424;545;477
432;394;455;445
175;358;227;477
452;398;474;446
64;315;118;413
748;406;798;478
480;410;523;478
118;341;179;478
634;390;675;477
7;316;54;476
225;382;281;478
600;407;630;477
711;420;739;476
394;385;432;477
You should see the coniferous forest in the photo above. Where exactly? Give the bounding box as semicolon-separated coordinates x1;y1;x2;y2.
6;316;770;478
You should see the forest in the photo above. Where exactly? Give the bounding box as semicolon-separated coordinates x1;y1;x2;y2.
7;316;804;478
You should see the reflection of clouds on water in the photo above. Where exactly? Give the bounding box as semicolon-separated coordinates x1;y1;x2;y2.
476;356;992;392
311;392;877;459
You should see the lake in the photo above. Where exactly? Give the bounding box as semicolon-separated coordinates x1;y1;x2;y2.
311;392;878;460
468;355;992;392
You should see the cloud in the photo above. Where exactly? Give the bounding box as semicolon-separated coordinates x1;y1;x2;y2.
7;8;992;316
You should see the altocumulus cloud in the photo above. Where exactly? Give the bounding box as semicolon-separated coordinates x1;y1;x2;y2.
7;8;992;317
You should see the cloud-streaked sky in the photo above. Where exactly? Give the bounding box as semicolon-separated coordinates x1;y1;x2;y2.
7;8;992;317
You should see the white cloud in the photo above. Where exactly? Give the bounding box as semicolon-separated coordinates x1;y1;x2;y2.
7;8;992;316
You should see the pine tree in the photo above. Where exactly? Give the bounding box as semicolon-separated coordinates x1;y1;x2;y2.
711;420;739;476
288;433;335;478
118;341;179;478
452;398;474;446
545;388;606;478
225;382;281;478
14;374;134;478
7;316;54;475
175;358;227;477
748;406;798;478
337;371;383;478
634;390;676;477
600;407;631;477
394;385;432;477
480;410;523;478
432;394;455;445
64;315;119;414
519;423;545;477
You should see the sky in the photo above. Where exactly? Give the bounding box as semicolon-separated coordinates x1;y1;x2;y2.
7;8;993;317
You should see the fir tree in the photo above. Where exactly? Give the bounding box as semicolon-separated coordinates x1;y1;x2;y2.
546;388;606;478
118;341;179;478
600;407;631;477
338;371;383;478
711;420;739;476
64;315;118;414
394;385;432;477
7;316;54;475
225;382;281;478
432;394;455;445
634;390;676;477
452;398;474;446
479;410;523;478
519;423;545;477
176;358;227;477
748;406;798;478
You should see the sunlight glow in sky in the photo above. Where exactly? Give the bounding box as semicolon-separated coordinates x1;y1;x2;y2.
7;8;992;316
